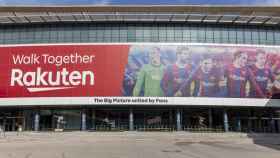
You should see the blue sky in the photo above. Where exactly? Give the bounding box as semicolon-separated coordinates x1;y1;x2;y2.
0;0;279;5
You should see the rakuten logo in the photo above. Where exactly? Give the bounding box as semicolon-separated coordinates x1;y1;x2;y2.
10;67;94;92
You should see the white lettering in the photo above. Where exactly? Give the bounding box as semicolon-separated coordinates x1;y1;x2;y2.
23;72;36;86
69;71;81;86
36;67;48;86
11;69;23;86
10;68;95;87
12;54;40;65
48;71;61;86
82;71;94;85
61;68;70;86
42;53;95;66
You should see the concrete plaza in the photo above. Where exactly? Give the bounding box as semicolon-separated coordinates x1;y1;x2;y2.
0;132;279;158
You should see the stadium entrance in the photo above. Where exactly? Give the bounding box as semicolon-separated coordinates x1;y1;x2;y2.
0;109;25;132
182;108;224;132
133;108;176;131
39;109;81;131
0;107;279;133
94;108;129;131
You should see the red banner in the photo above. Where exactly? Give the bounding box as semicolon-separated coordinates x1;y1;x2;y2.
0;45;129;97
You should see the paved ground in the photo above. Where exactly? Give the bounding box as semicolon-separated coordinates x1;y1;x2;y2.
0;132;279;158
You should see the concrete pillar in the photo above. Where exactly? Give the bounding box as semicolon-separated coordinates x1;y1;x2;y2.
276;120;279;133
12;119;15;131
22;117;26;131
248;109;252;132
208;108;213;129
223;109;229;132
270;110;275;133
34;111;40;132
248;118;252;132
257;116;262;132
176;108;182;131
81;109;87;131
129;108;134;131
3;118;6;132
276;110;280;133
270;119;275;133
92;109;96;130
236;113;241;132
169;109;173;128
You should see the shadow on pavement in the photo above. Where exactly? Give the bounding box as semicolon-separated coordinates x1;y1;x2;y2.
247;133;280;150
246;93;280;150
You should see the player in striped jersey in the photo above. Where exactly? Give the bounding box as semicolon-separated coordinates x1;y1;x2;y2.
226;50;250;98
161;46;193;97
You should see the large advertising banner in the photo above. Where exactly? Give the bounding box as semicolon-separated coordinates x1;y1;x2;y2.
0;43;280;106
0;45;129;97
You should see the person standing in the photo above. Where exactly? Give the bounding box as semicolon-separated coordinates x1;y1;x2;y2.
133;47;164;97
248;49;275;98
226;50;250;98
161;46;193;97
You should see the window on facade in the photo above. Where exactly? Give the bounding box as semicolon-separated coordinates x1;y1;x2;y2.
158;25;167;42
266;29;274;45
205;27;212;43
259;30;266;45
244;28;252;44
274;30;280;45
236;27;244;44
251;29;259;45
182;26;191;42
166;26;175;42
174;26;183;42
228;28;236;44
0;23;277;46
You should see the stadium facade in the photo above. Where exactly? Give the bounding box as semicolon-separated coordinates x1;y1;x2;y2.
0;5;280;133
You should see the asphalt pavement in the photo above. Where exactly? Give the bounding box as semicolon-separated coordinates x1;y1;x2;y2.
0;132;279;158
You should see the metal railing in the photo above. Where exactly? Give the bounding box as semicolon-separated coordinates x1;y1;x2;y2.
94;125;129;131
135;125;176;132
182;126;224;133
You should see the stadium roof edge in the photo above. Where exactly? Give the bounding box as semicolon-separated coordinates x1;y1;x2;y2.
0;5;279;25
